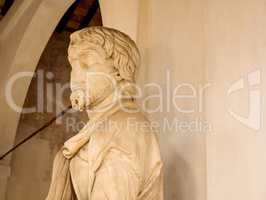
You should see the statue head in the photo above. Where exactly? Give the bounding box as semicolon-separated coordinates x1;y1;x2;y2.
68;26;140;111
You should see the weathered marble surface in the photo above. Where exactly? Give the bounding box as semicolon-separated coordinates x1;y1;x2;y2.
46;27;164;200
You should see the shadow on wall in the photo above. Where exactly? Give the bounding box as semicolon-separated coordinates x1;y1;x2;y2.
164;151;196;200
145;45;201;200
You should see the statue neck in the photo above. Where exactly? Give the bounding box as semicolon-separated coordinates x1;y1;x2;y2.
86;90;137;120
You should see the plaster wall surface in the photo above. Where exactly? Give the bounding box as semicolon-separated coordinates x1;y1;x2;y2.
100;0;266;200
204;0;266;199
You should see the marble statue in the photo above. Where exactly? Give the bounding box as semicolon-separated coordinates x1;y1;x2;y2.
46;26;164;200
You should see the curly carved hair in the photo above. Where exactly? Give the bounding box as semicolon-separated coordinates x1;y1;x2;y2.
69;26;140;82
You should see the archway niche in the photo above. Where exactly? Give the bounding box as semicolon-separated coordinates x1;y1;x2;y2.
0;0;75;199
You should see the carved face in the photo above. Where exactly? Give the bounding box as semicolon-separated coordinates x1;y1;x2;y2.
68;45;117;111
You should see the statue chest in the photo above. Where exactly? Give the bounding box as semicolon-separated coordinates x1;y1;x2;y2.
69;131;114;200
69;142;90;200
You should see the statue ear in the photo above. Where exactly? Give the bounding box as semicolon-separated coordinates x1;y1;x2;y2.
110;67;123;81
114;71;123;81
108;60;124;81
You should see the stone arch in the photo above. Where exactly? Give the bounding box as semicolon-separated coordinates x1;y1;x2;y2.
0;0;74;198
0;0;75;155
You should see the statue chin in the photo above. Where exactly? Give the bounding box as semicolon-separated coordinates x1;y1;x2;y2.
70;90;90;111
71;101;86;111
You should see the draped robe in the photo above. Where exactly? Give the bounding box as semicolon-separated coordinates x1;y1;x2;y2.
46;98;164;200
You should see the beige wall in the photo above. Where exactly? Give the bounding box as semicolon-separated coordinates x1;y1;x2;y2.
205;0;266;199
99;0;140;41
140;1;206;200
100;0;266;200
